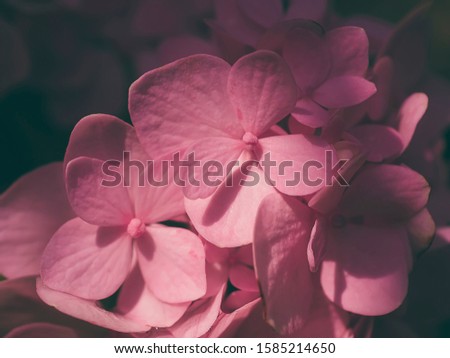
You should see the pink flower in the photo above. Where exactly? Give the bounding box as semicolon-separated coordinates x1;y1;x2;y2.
40;114;207;309
279;24;377;128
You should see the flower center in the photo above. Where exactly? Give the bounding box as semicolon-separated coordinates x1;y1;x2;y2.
127;218;146;238
242;131;258;146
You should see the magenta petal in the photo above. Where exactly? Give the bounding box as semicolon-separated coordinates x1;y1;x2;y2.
349;124;404;162
168;286;225;338
395;92;429;152
253;193;314;335
282;27;330;92
5;323;78;338
66;157;133;226
326;26;369;77
41;218;133;300
258;134;334;196
0;163;74;279
36;278;150;333
116;265;189;327
228;50;298;136
321;225;411;316
130;55;242;160
185;165;278;248
340;164;430;221
291;98;330;128
313;76;377;108
137;224;206;303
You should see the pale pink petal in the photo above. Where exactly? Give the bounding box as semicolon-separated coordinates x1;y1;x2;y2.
137;224;206;303
41;218;133;300
0;163;74;279
182;137;244;199
340;164;430;221
64;114;137;166
130;55;243;160
237;0;282;28
204;261;229;298
185;165;278;247
394;92;429;152
313;76;377;108
116;265;189;327
348;125;404;162
229;263;259;292
282;27;330;92
5;323;78;338
36;278;150;333
326;27;369;77
228;50;298;136
253;193;314;335
257;134;334;196
321;225;411;316
291;98;331;128
285;0;328;22
168;286;225;338
66;157;133;226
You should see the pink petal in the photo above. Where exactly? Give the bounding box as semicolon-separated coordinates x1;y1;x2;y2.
41;218;133;300
116;265;189;327
406;208;435;254
321;225;411;315
236;0;282;28
229;263;259;292
348;124;404;162
66;157;133;226
5;323;78;338
168;286;225;338
257;134;334;196
326;26;369;77
130;55;243;160
253;193;314;335
308;218;328;272
205;298;260;337
313;76;377;108
340;164;430;221
291;97;331;128
395;92;429;152
222;290;260;312
228;50;298;136
36;278;150;333
64;114;137;167
137;224;206;303
0;163;74;279
182;137;244;199
282;26;330;92
185;164;279;247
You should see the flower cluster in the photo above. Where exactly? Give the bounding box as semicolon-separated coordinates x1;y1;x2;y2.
1;0;449;338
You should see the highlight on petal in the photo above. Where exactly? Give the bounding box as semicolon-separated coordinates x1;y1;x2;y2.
41;218;133;300
253;193;314;335
0;163;74;279
137;224;206;303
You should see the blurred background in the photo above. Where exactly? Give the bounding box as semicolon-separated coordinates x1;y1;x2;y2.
0;0;449;192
